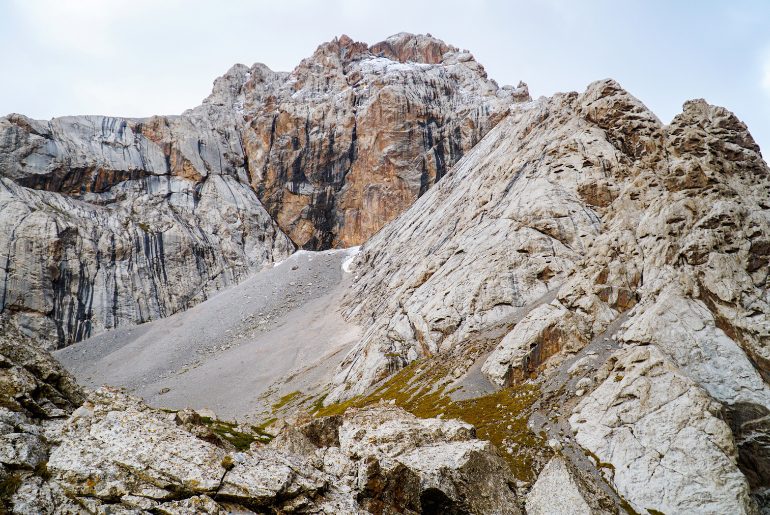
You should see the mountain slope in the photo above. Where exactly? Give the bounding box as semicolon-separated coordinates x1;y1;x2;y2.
1;33;769;514
330;79;770;513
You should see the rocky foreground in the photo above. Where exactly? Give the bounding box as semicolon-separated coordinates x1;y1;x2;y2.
1;326;527;514
1;32;769;514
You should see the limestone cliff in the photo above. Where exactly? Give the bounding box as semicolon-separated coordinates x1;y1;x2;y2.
236;33;528;248
0;108;294;348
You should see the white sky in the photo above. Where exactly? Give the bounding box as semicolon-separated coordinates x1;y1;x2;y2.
2;0;769;153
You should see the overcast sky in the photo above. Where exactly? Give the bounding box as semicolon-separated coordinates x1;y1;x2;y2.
2;0;769;153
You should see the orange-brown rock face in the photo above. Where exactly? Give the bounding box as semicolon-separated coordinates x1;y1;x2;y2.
230;33;530;248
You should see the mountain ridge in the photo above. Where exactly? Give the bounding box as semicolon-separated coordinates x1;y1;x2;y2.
0;32;523;347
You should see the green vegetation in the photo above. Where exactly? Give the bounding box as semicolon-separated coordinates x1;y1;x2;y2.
313;359;547;481
34;461;51;480
0;472;22;502
220;455;235;470
272;391;303;411
308;394;328;414
583;447;616;472
200;417;271;450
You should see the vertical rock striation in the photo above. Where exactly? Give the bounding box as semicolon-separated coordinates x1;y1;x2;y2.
236;32;528;248
0;109;294;348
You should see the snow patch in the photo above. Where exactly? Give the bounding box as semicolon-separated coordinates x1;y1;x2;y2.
342;246;361;273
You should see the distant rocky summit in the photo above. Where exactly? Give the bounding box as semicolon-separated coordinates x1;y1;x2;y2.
0;32;524;348
1;33;769;514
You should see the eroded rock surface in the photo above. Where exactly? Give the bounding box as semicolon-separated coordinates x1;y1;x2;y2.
4;380;521;513
570;345;755;514
2;33;770;514
333;78;770;512
0;322;85;513
525;457;597;515
238;32;527;248
0;109;294;348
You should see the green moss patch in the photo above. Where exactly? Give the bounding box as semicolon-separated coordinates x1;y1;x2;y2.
272;391;303;411
200;417;271;450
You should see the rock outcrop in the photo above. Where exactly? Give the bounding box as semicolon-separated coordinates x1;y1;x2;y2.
2;358;522;514
0;107;294;348
0;33;522;347
333;79;770;512
570;345;755;514
0;322;85;513
525;457;601;515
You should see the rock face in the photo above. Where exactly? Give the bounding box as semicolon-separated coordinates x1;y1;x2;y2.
525;457;596;515
0;322;85;513
0;32;521;347
0;107;294;348
570;345;755;514
237;33;528;248
334;79;770;512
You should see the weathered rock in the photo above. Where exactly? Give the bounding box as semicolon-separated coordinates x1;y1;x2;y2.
239;33;527;249
0;323;85;513
525;457;593;515
2;33;770;515
288;405;521;514
0;33;523;348
398;440;520;514
155;495;224;514
0;366;519;514
47;387;328;509
0;113;294;348
331;77;770;512
482;301;586;386
333;81;633;399
570;345;756;514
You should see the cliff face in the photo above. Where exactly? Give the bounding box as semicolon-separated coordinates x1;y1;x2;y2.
0;107;294;348
232;33;528;248
0;33;518;347
335;79;770;512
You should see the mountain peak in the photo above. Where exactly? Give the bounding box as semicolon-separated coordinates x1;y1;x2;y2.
370;32;457;64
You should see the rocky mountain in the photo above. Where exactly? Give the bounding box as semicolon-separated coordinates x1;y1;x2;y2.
0;33;522;347
331;79;770;513
1;32;769;515
235;33;527;248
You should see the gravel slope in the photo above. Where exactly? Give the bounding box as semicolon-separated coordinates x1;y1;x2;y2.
55;248;361;421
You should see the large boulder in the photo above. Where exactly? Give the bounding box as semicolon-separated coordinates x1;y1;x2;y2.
569;345;756;514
